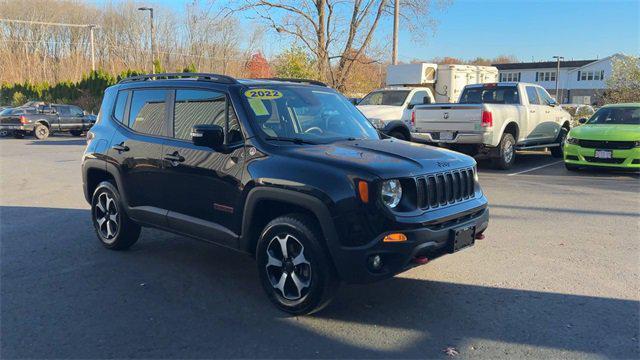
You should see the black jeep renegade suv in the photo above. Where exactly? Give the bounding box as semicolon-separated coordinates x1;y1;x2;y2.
82;73;489;315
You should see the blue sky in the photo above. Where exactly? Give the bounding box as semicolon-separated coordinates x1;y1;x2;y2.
94;0;639;62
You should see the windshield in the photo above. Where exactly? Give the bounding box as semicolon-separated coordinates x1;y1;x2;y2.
459;86;520;104
587;106;640;125
243;85;379;144
359;90;410;106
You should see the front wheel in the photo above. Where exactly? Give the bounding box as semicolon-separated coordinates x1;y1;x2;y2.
256;214;338;315
550;128;568;158
491;133;516;170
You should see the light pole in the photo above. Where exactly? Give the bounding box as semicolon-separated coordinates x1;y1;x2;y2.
88;24;96;72
553;55;564;102
138;7;155;72
392;0;399;65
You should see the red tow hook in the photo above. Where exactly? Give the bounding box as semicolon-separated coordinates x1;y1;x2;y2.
475;233;485;240
412;256;430;265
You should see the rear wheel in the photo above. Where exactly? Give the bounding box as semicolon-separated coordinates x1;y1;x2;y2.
91;181;141;250
256;214;338;315
491;133;516;170
551;128;568;158
34;124;50;140
388;130;408;141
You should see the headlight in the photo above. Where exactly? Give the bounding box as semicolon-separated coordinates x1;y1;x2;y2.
369;118;385;129
381;179;402;208
566;136;579;145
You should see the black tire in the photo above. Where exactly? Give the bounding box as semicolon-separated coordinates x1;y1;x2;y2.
256;214;339;315
70;130;83;137
13;132;24;139
565;163;580;171
34;124;50;140
388;130;408;141
91;181;141;250
491;133;516;170
551;128;568;158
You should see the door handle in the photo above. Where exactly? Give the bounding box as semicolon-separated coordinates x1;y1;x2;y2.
529;110;536;113
112;142;129;152
164;152;185;164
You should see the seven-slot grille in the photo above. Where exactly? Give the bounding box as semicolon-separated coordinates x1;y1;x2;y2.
578;140;636;150
415;168;475;209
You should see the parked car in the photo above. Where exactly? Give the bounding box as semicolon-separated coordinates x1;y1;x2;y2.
0;107;36;136
411;82;572;169
82;73;490;315
564;103;640;171
357;86;435;140
0;103;95;139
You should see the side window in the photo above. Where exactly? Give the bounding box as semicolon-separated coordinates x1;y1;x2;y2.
409;91;430;106
174;89;226;141
70;106;84;117
526;87;540;105
57;106;70;116
536;88;554;105
113;91;128;124
129;89;168;136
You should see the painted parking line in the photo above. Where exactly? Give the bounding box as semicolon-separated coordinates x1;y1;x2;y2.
506;160;564;176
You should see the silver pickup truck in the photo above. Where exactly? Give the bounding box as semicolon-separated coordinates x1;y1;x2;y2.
410;82;572;169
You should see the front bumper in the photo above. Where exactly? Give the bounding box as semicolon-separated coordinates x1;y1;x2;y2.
330;203;489;284
564;143;640;168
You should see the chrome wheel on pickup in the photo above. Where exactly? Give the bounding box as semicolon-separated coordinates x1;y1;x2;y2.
257;214;338;315
492;133;516;170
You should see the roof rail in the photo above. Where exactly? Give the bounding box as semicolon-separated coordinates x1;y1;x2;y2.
118;72;238;84
260;78;328;87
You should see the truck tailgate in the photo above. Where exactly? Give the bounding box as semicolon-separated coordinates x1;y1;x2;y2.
413;104;483;132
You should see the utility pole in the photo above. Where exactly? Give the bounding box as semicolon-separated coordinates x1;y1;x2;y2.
392;0;399;65
553;55;564;102
88;24;96;72
138;7;156;72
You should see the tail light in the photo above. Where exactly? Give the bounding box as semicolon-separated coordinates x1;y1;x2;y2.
19;116;28;124
411;111;415;127
86;131;95;145
481;111;493;127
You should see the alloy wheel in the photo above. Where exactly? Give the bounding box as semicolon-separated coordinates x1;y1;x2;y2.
95;192;119;242
265;234;312;300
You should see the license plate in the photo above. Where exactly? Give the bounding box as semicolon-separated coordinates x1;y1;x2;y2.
594;150;612;159
451;226;475;252
439;131;454;140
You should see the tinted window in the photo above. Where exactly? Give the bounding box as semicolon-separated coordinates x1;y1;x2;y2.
174;90;226;141
459;86;520;104
587;106;640;125
129;90;167;136
526;87;540;105
359;90;410;106
69;106;84;117
113;91;128;124
56;106;70;116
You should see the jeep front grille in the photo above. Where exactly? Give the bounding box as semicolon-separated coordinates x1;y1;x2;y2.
415;168;475;209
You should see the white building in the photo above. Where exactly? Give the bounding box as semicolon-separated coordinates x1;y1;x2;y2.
494;54;624;105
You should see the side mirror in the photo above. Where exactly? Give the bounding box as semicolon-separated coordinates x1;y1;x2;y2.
191;124;224;149
548;98;557;106
349;98;360;105
578;118;587;124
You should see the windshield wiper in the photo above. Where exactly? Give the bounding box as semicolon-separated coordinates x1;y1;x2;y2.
264;136;318;145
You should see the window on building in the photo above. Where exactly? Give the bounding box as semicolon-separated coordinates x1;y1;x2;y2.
587;72;593;80
500;72;519;82
581;72;587;81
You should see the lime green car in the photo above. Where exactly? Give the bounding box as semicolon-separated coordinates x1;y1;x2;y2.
564;103;640;170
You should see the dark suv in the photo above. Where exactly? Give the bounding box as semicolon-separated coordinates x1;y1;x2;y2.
82;73;489;315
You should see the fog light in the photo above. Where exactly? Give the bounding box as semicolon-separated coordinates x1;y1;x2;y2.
368;254;383;271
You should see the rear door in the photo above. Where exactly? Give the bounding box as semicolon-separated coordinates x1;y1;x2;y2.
106;88;169;226
67;105;86;131
161;88;245;246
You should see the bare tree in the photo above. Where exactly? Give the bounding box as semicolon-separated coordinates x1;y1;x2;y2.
238;0;445;90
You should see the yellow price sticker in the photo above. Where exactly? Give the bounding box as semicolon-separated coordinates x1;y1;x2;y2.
244;88;283;100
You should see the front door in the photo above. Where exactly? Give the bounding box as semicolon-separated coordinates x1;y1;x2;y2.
162;88;245;246
106;88;170;226
536;87;562;140
523;86;546;142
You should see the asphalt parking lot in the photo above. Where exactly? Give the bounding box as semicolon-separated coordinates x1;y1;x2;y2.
1;135;639;359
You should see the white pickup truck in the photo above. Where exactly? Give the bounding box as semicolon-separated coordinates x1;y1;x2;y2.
411;82;572;169
357;87;435;140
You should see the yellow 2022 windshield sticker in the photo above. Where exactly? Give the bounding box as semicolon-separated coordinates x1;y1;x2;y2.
244;89;283;100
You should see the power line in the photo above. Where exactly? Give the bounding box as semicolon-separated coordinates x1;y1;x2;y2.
0;19;99;28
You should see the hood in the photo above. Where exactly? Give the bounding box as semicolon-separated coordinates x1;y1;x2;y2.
357;105;404;121
570;124;640;141
279;138;474;179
